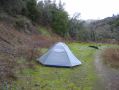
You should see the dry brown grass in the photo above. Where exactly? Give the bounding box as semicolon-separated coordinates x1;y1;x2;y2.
102;48;119;68
31;34;63;48
0;54;17;83
0;20;62;84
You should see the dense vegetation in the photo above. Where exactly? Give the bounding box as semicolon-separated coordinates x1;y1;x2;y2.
68;15;119;42
86;16;119;42
1;0;119;41
0;0;69;37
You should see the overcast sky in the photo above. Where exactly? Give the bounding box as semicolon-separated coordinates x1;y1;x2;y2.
54;0;119;20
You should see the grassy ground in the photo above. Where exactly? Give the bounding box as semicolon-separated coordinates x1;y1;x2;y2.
10;43;115;90
37;26;52;37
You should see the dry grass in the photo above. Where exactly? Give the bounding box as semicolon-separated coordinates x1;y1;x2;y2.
0;19;62;85
0;16;64;89
102;48;119;68
0;54;17;86
31;34;63;48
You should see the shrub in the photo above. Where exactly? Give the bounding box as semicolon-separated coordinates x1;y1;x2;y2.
15;17;28;28
15;16;37;34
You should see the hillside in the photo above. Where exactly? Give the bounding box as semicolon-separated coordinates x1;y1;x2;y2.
0;0;68;84
0;13;62;84
1;0;119;89
86;15;119;42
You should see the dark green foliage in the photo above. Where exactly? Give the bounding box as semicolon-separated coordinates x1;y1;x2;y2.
37;0;54;25
37;0;69;37
0;0;26;15
112;19;119;27
0;0;70;37
51;10;69;36
0;0;40;22
26;0;40;22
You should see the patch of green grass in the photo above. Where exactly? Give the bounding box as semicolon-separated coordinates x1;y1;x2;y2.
37;26;51;37
13;43;114;90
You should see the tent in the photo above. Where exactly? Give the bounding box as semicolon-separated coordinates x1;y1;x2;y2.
37;42;82;67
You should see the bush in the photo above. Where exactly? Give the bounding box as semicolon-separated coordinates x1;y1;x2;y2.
15;16;37;34
15;17;28;28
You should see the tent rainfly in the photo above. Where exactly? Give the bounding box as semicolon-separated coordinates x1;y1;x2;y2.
37;42;82;67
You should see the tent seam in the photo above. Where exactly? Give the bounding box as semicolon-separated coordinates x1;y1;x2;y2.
62;46;73;66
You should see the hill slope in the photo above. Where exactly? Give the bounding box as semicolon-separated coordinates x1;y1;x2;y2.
0;15;62;83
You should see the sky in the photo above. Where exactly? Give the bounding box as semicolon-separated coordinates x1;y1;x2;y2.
55;0;119;20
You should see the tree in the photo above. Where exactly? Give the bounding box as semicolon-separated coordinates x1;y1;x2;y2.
37;0;69;37
68;13;82;40
51;9;69;37
0;0;25;15
26;0;40;22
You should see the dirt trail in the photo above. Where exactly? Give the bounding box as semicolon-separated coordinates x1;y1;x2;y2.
94;51;119;90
